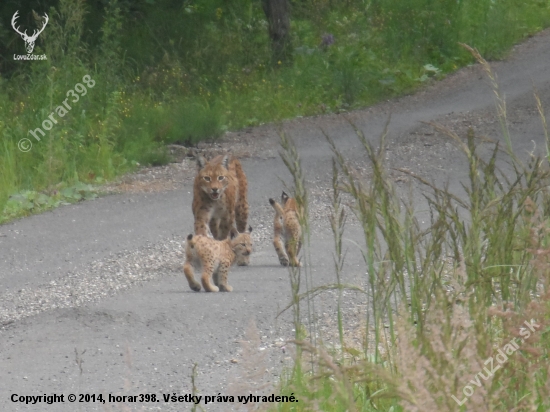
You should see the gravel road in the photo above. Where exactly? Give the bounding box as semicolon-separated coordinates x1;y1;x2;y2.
1;29;550;411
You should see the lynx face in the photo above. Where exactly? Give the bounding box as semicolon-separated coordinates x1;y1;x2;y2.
197;156;230;201
230;229;253;266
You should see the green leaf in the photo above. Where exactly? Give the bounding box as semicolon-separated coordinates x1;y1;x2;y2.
423;64;441;73
61;187;76;198
35;193;49;206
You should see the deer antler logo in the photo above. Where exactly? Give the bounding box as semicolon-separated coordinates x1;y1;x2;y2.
11;10;49;54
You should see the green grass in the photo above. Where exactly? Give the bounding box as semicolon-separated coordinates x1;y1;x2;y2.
1;0;550;222
268;52;550;411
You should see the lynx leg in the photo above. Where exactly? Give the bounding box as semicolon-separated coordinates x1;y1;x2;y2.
235;200;249;233
217;264;233;292
212;268;220;286
235;159;249;233
183;262;201;291
194;207;211;237
218;215;233;241
286;239;301;267
201;264;219;292
209;218;220;239
272;212;289;266
274;235;289;266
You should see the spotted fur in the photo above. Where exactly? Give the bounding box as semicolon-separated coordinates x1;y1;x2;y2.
192;154;249;263
269;191;302;267
183;226;253;292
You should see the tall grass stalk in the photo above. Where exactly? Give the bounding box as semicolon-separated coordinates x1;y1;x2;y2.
329;158;347;352
534;90;550;158
460;43;514;159
278;131;307;339
273;56;550;412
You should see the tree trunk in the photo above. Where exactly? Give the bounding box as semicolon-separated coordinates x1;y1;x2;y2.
261;0;292;66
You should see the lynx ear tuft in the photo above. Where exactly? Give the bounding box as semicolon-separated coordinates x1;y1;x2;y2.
222;155;230;169
281;191;289;203
196;155;207;170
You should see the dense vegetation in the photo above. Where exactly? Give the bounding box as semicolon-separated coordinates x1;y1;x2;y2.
0;0;549;219
272;51;550;410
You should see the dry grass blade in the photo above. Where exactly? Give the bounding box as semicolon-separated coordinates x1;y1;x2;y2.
459;42;514;158
394;167;468;208
534;90;549;158
292;339;358;412
276;283;366;318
